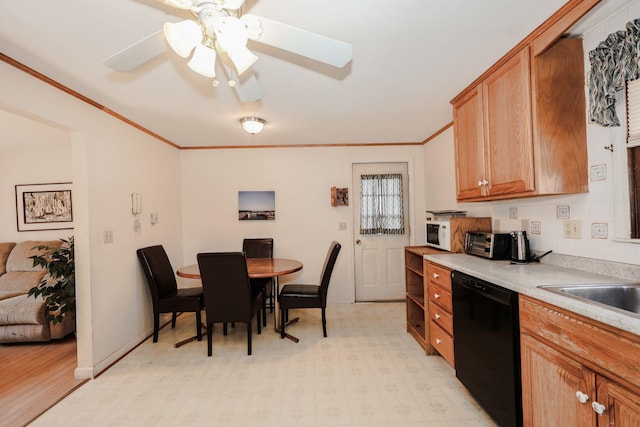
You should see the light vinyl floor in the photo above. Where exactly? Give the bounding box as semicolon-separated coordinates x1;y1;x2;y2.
31;302;496;427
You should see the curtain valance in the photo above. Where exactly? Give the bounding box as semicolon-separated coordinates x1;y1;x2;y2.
589;18;640;126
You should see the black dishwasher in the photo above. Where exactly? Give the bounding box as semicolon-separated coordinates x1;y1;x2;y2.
451;270;522;427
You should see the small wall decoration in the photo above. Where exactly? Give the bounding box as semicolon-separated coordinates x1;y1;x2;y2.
238;191;275;220
331;187;349;207
15;183;73;231
556;205;570;219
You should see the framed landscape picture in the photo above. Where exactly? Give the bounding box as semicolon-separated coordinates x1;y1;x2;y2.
238;191;275;220
15;183;74;231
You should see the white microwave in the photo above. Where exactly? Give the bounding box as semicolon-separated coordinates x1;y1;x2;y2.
425;219;451;251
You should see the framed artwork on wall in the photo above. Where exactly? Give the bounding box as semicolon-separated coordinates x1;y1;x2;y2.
331;187;349;206
238;191;275;220
15;182;74;231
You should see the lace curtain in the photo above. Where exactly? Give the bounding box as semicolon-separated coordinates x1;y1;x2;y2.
589;18;640;126
359;173;405;235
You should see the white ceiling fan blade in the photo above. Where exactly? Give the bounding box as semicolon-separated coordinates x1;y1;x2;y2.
158;0;194;10
242;14;352;68
220;61;262;102
103;30;167;72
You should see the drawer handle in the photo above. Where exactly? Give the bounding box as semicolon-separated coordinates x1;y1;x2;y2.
433;272;439;279
435;338;442;345
576;391;589;404
435;313;441;320
434;293;440;299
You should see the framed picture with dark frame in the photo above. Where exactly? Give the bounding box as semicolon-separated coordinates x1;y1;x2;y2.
15;183;74;231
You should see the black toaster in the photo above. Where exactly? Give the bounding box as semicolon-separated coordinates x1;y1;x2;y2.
464;232;512;260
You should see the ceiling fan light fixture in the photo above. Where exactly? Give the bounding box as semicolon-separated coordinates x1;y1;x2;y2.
163;20;203;58
227;47;258;76
188;43;217;77
214;16;256;76
240;116;266;134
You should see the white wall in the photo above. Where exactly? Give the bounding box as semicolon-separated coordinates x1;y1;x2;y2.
0;144;72;242
180;145;427;303
0;61;184;377
423;5;640;266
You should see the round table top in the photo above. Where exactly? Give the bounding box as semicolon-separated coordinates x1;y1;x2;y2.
176;258;303;279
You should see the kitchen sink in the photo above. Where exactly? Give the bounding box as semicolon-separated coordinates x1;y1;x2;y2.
538;283;640;317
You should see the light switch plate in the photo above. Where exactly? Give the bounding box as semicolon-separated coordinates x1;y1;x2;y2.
590;164;607;181
563;220;582;238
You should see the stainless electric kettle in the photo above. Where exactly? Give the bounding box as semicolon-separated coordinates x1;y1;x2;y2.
510;230;530;263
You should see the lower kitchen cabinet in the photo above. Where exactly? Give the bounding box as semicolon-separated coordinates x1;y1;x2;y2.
520;296;640;426
426;261;454;367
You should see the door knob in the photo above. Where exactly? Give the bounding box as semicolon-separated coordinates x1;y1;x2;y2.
356;239;361;245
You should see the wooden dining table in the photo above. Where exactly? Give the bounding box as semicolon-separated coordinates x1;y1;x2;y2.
177;257;303;342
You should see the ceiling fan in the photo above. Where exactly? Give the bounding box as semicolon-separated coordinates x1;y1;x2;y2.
103;0;353;102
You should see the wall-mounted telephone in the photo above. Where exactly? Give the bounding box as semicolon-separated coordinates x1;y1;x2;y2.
131;192;141;215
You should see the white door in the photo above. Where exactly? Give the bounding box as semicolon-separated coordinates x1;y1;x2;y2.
352;162;410;301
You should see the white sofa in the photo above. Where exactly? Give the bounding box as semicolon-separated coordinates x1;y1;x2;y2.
0;241;75;343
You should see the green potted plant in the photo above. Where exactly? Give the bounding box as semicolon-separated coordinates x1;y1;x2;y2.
28;236;75;324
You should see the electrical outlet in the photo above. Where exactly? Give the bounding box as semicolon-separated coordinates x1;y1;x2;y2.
591;222;608;239
338;221;347;230
563;220;582;238
509;207;518;219
103;230;114;244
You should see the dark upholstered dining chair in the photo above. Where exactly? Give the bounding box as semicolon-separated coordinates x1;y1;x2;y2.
278;241;341;339
197;252;263;356
242;238;273;326
137;245;204;343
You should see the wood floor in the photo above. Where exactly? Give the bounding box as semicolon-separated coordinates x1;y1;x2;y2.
0;335;86;426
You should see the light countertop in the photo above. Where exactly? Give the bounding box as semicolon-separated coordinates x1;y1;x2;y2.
423;253;640;336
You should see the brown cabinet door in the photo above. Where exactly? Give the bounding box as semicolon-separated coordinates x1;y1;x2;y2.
521;334;597;427
453;84;486;200
597;378;640;427
483;47;534;197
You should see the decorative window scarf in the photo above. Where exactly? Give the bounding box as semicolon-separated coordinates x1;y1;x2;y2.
589;18;640;126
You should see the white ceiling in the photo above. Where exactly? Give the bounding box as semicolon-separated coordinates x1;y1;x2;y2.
0;0;613;149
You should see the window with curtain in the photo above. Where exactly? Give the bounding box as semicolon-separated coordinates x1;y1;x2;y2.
589;18;640;239
359;173;405;235
626;79;640;237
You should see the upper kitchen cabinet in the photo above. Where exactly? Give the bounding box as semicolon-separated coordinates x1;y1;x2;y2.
454;47;534;200
451;0;597;202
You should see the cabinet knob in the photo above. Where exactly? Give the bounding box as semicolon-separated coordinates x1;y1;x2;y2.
435;338;442;345
434;293;440;299
433;272;439;279
575;391;589;404
592;402;606;415
435;313;441;320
